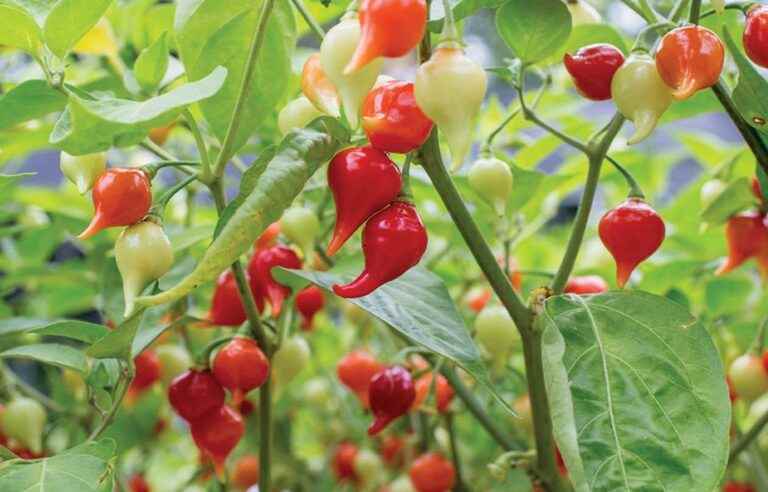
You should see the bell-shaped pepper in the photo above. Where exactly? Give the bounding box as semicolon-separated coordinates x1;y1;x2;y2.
655;25;724;100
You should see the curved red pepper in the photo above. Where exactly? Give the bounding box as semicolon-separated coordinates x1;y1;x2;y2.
563;43;624;101
598;198;665;288
362;80;433;153
345;0;427;74
247;245;302;317
327;146;402;256
745;6;768;69
716;212;768;277
78;168;152;239
333;201;427;298
655;25;724;100
368;365;415;435
209;270;263;327
190;405;244;478
295;285;325;330
564;275;608;295
168;370;225;422
212;337;269;404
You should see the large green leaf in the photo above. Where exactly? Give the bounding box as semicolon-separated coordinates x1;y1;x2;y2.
43;0;113;58
495;0;571;65
1;343;87;373
0;173;35;194
0;439;115;491
50;66;227;154
701;176;756;225
175;0;296;155
427;0;504;33
539;291;729;492
0;80;67;131
277;265;513;413
0;2;43;53
722;27;768;135
133;31;169;94
0;317;108;343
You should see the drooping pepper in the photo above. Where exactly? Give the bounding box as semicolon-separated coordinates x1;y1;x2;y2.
564;275;608;294
78;168;152;239
362;80;434;153
168;370;225;422
467;156;514;214
301;53;341;117
598;198;666;287
655;25;724;100
345;0;427;74
115;221;174;316
610;51;673;145
208;270;261;327
59;151;106;194
321;15;383;127
412;372;454;412
327;146;402;256
247;245;302;317
337;350;384;407
1;398;46;455
563;43;625;101
212;337;269;404
278;96;323;135
280;207;320;256
745;5;768;68
128;349;161;396
415;43;487;170
295;285;326;330
367;365;415;435
333;201;428;298
190;405;245;478
409;453;456;492
716;212;768;277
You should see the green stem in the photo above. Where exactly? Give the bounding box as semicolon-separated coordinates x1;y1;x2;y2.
551;114;625;295
605;155;644;199
445;412;468;492
213;0;276;178
712;82;768;177
486;80;548;150
183;109;212;182
290;0;325;41
141;139;176;161
152;175;198;213
438;0;459;44
730;407;768;464
259;377;273;492
89;360;133;440
0;363;64;413
401;153;414;198
689;0;702;22
669;0;691;21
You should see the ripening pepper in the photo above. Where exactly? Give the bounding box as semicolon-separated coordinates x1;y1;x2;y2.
2;398;46;455
333;442;360;483
78;168;152;239
272;336;311;384
564;275;608;295
409;453;456;492
563;43;625;101
367;366;415;435
337;350;384;407
655;25;724;100
59;151;106;194
278;96;323;135
333;201;428;298
362;80;434;153
212;337;269;404
115;221;174;316
345;0;427;74
716;212;768;278
566;0;602;25
744;5;768;69
280;206;320;256
190;405;244;478
467;156;513;214
301;53;341;117
208;270;259;326
247;245;302;317
168;370;225;422
321;15;383;127
295;285;325;330
414;43;487;170
611;51;673;144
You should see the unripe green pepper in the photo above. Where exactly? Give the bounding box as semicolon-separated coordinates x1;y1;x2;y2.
155;344;192;385
474;305;519;367
2;397;46;454
280;206;320;256
59;151;106;194
566;0;602;25
700;178;727;209
116;221;174;316
467;156;513;214
415;43;487;170
354;448;384;485
278;96;324;136
320;15;383;128
272;336;310;385
611;51;673;145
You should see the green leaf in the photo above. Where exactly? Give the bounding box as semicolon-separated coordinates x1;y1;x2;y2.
175;0;296;155
0;318;108;343
0;80;67;131
0;439;115;491
0;173;35;194
276;265;514;413
701;176;755;224
540;291;729;492
43;0;113;58
0;2;42;53
495;0;571;65
50;66;227;154
87;309;144;359
722;27;768;134
1;343;87;373
134;31;169;94
427;0;505;33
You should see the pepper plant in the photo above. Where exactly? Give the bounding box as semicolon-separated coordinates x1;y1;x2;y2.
3;0;768;491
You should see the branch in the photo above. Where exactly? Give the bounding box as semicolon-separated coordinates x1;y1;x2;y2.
290;0;325;41
712;82;768;177
730;407;768;463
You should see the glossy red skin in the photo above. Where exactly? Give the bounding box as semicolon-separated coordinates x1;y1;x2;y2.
563;44;624;101
128;474;151;492
564;275;608;295
295;285;325;330
130;350;161;393
209;270;260;327
362;81;433;153
656;25;724;100
379;435;406;467
347;0;427;72
412;373;454;413
232;454;260;490
368;366;416;435
409;453;455;492
724;482;757;492
716;212;768;277
168;370;225;422
327;146;402;255
332;442;359;483
212;338;269;400
256;222;281;249
247;245;301;317
190;405;244;474
745;6;768;69
78;168;152;239
333;201;428;298
337;350;384;406
598;198;665;288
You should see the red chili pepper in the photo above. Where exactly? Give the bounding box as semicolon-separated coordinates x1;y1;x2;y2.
190;405;244;478
295;285;325;330
367;366;415;435
208;270;262;327
168;370;225;422
563;43;625;101
256;221;281;250
345;0;427;74
655;25;724;100
302;52;341;117
464;287;492;313
232;454;260;490
337;350;383;407
128;474;151;492
361;80;433;153
716;212;768;277
333;201;427;298
724;482;757;492
247;245;302;317
379;434;406;467
129;350;161;394
744;5;768;69
327;146;402;255
78;168;152;239
212;337;269;404
412;373;454;413
564;275;608;295
598;198;665;288
332;442;359;483
409;452;455;492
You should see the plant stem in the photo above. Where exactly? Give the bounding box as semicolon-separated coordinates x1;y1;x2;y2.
551;114;625;295
213;0;276;178
89;360;133;440
0;363;64;413
669;0;691;21
689;0;702;22
712;82;768;177
730;407;768;463
445;412;468;492
183;109;212;182
259;377;273;492
605;155;645;199
290;0;325;41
